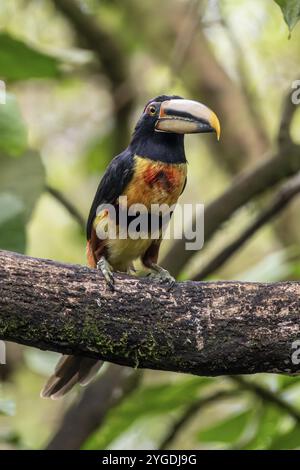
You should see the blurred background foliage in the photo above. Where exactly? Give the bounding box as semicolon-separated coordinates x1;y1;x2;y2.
1;0;300;450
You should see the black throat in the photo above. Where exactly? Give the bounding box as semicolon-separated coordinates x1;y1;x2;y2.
129;127;186;164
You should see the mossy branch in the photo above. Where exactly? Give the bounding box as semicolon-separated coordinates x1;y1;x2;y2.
1;249;300;376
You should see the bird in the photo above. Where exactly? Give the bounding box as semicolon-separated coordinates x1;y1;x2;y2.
40;95;220;399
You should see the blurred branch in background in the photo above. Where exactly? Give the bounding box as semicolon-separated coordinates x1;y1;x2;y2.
160;389;240;450
164;143;300;276
163;90;299;277
51;0;134;153
177;17;270;173
160;377;300;450
169;0;205;84
193;172;300;280
119;0;270;173
230;376;300;424
46;365;141;450
218;4;267;138
46;184;85;231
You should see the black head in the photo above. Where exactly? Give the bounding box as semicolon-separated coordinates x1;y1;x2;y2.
129;95;220;164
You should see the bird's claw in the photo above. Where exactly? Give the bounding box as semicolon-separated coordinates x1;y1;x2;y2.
97;257;115;291
147;266;175;290
127;263;136;275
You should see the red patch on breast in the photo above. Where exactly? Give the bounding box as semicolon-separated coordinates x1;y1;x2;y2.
143;167;159;186
143;166;182;192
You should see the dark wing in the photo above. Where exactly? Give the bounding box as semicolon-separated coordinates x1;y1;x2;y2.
181;176;187;195
86;148;135;240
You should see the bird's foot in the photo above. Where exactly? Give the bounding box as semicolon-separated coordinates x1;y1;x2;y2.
147;264;175;290
97;257;114;291
127;263;136;275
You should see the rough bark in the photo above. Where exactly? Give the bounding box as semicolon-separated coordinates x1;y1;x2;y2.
1;250;300;376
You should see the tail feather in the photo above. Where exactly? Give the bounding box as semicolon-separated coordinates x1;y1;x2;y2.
40;355;103;399
78;359;104;386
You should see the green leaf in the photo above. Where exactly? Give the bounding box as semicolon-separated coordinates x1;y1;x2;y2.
83;134;114;174
0;93;28;156
0;193;26;252
277;375;300;391
0;193;24;225
83;377;213;450
270;424;300;450
243;406;283;449
0;32;61;81
0;150;45;253
275;0;300;34
197;409;253;445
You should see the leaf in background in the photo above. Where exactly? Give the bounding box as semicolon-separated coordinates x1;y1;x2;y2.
276;375;300;391
0;193;26;252
0;150;45;253
270;424;300;449
244;406;284;449
0;33;61;80
0;93;27;156
197;409;253;445
275;1;300;34
288;258;300;279
83;377;213;450
0;399;15;416
0;193;24;225
83;133;114;174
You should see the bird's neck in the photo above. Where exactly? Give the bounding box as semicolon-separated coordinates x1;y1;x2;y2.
129;129;186;164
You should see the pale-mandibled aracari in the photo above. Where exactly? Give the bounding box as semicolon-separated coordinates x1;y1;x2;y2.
41;95;220;399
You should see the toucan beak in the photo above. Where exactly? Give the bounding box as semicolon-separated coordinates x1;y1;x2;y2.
155;99;221;140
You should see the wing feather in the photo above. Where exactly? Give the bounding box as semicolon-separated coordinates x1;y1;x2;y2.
86;149;134;240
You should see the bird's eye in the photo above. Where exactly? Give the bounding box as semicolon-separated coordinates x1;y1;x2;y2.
148;105;156;115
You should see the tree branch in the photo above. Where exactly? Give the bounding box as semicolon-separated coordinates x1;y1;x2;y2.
52;0;126;87
1;249;300;376
46;185;85;231
193;172;300;280
230;376;300;424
